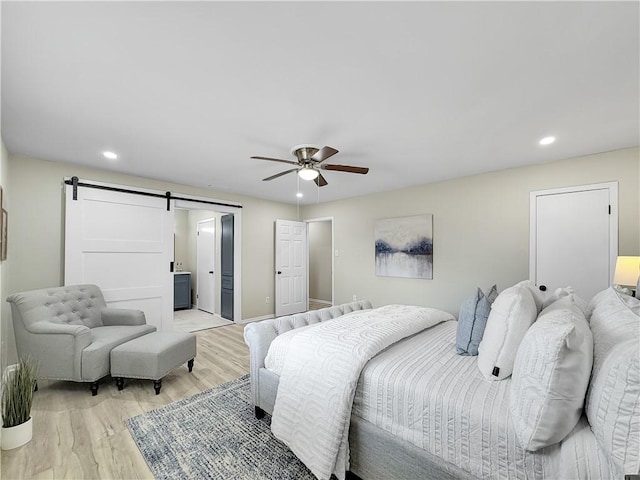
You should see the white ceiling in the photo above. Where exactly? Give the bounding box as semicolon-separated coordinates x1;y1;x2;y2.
2;1;638;205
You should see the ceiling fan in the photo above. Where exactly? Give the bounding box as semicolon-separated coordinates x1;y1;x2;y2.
251;144;369;187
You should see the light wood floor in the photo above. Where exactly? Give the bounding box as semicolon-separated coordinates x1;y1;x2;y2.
1;324;249;480
173;307;233;333
308;300;331;311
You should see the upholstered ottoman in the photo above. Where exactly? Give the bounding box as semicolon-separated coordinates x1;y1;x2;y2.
110;332;197;394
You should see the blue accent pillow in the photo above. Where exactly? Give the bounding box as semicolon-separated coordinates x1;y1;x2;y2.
456;285;498;356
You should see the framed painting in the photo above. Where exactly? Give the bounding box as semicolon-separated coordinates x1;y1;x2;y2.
375;214;433;279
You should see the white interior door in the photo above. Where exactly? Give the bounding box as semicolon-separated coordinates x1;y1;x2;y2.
197;218;216;314
530;182;617;302
64;180;174;331
275;219;307;316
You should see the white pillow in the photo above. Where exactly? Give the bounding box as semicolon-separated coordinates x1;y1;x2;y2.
516;279;546;313
544;286;584;310
477;284;538;380
516;280;579;312
585;288;640;477
510;295;593;451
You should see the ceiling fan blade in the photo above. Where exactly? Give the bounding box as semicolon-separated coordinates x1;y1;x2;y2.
310;146;339;164
314;173;328;187
263;168;298;181
251;156;299;166
321;164;369;174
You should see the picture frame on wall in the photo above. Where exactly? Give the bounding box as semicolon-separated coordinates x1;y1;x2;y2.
375;214;433;279
1;208;7;261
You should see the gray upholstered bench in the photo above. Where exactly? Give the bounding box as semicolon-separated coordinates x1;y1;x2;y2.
110;331;197;394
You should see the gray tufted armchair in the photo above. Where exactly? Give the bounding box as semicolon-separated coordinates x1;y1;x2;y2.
7;284;156;395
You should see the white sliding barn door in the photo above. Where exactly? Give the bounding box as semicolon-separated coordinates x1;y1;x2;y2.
64;181;174;331
275;219;307;317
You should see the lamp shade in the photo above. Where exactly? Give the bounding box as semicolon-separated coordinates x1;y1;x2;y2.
613;256;640;287
298;166;319;181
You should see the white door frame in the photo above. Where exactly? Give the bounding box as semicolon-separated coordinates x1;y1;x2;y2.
305;216;334;306
196;218;216;314
529;181;618;285
174;197;242;322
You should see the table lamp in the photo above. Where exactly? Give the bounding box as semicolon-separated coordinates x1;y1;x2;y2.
613;256;640;298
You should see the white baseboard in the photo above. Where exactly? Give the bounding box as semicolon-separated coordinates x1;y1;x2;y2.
236;314;275;325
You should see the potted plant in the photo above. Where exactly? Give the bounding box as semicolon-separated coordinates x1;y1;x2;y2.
1;356;37;450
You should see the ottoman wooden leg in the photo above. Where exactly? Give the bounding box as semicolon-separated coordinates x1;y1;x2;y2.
154;379;162;395
90;382;99;396
188;359;194;372
115;377;125;391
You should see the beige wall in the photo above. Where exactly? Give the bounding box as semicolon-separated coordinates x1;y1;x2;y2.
3;147;638;365
0;139;9;374
302;147;640;315
309;221;332;302
5;155;298;351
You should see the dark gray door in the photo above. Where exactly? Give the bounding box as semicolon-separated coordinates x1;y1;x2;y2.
221;214;234;320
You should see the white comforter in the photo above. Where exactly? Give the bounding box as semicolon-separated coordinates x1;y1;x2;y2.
270;304;453;480
353;321;617;479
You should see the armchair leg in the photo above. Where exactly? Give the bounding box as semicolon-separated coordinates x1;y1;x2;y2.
90;382;99;396
255;406;266;419
34;381;38;392
115;377;125;391
154;379;162;395
188;359;194;372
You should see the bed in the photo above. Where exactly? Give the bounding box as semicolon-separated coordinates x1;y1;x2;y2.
243;289;639;480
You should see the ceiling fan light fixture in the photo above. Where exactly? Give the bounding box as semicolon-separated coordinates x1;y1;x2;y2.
298;166;319;181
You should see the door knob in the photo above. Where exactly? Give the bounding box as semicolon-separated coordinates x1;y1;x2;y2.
209;271;214;274
539;285;547;292
277;271;282;275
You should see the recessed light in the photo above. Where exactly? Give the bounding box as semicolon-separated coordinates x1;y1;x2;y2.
296;192;303;198
539;136;556;146
103;151;118;160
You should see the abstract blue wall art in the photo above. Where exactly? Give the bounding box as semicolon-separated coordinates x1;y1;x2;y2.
375;214;433;279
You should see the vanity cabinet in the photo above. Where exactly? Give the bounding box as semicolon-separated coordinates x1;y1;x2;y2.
174;272;191;310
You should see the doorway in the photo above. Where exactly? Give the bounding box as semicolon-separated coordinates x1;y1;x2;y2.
307;217;334;309
173;208;238;331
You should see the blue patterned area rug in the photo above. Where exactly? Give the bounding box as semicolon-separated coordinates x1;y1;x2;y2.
126;375;315;480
